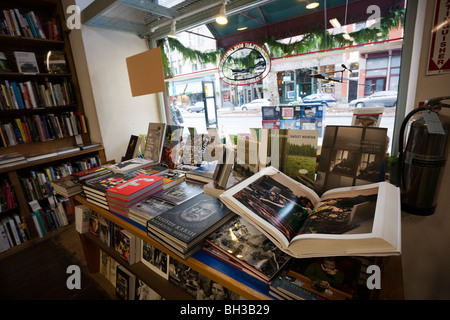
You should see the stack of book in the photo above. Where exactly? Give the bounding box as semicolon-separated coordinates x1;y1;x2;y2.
81;172;133;210
147;193;234;259
106;174;164;217
185;161;217;184
128;197;174;228
50;166;110;197
0;152;26;169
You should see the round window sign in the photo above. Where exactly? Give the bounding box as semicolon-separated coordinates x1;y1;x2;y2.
218;41;271;86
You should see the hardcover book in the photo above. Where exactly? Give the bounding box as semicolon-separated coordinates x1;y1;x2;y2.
144;122;166;163
140;239;169;279
106;174;164;201
205;215;292;283
128;196;174;227
160;125;184;168
14;51;39;73
314;126;388;196
116;265;136;300
117;229;140;264
151;180;204;206
107;157;154;174
259;128;318;187
185;161;217;183
220;166;401;259
147;193;233;254
81;172;133;197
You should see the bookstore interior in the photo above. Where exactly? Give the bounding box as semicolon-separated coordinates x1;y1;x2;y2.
0;0;450;304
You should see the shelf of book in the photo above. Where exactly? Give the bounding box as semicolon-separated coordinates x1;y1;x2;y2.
80;231;193;300
74;195;273;300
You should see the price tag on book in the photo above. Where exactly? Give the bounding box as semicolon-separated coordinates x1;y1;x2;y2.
422;111;446;135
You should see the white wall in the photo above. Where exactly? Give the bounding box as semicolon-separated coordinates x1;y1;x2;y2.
63;0;161;163
401;0;450;300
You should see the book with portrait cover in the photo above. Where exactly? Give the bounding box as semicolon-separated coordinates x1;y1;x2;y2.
314;125;388;196
160;125;183;168
220;166;401;259
128;196;174;227
147;193;233;253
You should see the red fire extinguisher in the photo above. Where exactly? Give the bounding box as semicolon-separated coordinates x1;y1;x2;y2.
398;97;450;215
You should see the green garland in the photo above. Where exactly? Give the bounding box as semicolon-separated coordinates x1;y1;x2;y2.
160;9;405;76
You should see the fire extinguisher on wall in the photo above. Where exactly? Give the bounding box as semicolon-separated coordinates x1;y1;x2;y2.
398;97;450;215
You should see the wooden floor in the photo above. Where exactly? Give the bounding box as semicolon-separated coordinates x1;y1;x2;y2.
0;226;110;300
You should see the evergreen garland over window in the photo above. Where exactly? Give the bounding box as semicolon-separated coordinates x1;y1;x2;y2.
160;9;404;77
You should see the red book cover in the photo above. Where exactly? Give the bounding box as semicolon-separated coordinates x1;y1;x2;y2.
106;174;164;201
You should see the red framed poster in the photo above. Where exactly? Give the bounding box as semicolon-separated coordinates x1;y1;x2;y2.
427;0;450;75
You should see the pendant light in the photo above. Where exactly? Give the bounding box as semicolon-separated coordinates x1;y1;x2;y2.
216;0;228;25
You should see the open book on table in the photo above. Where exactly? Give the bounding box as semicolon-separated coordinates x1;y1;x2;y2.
220;166;401;258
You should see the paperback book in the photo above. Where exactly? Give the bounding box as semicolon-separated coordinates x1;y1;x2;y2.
160;125;184;168
220;166;401;258
116;265;136;300
147;193;233;258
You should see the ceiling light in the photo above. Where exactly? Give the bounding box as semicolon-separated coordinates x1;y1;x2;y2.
216;1;228;25
306;1;320;9
237;26;247;31
329;18;341;28
168;20;177;39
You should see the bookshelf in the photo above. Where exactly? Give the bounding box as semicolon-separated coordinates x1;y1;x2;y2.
74;195;272;300
75;194;404;300
0;0;106;253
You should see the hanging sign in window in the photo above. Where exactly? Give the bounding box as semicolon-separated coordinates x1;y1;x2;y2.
218;41;271;86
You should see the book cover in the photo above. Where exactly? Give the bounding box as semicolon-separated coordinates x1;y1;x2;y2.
123;135;140;161
206;215;292;282
128;197;174;227
14;51;39;73
151;180;204;206
107;157;154;174
117;229;140;264
147;193;233;250
351;107;384;127
314;126;388;196
185;161;217;183
140;239;169;279
0;52;12;72
116;265;136;300
220;166;401;258
160;125;183;168
144;122;166;163
45;50;67;74
106;174;164;201
82;172;133;196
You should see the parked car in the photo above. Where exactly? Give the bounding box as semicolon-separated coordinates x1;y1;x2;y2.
186;101;205;112
302;93;337;107
349;91;398;108
239;98;271;110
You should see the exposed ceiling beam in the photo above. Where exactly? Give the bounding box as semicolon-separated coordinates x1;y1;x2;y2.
146;0;274;41
81;0;119;24
120;0;180;19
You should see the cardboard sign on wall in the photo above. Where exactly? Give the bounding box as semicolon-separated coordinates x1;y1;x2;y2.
126;48;166;96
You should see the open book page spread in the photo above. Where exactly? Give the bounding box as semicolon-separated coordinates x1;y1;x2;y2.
220;166;400;258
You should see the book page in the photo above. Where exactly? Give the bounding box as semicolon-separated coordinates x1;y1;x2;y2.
221;167;321;246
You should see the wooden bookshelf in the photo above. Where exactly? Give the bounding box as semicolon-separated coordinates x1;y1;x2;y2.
74;195;273;300
0;0;105;253
74;194;404;301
